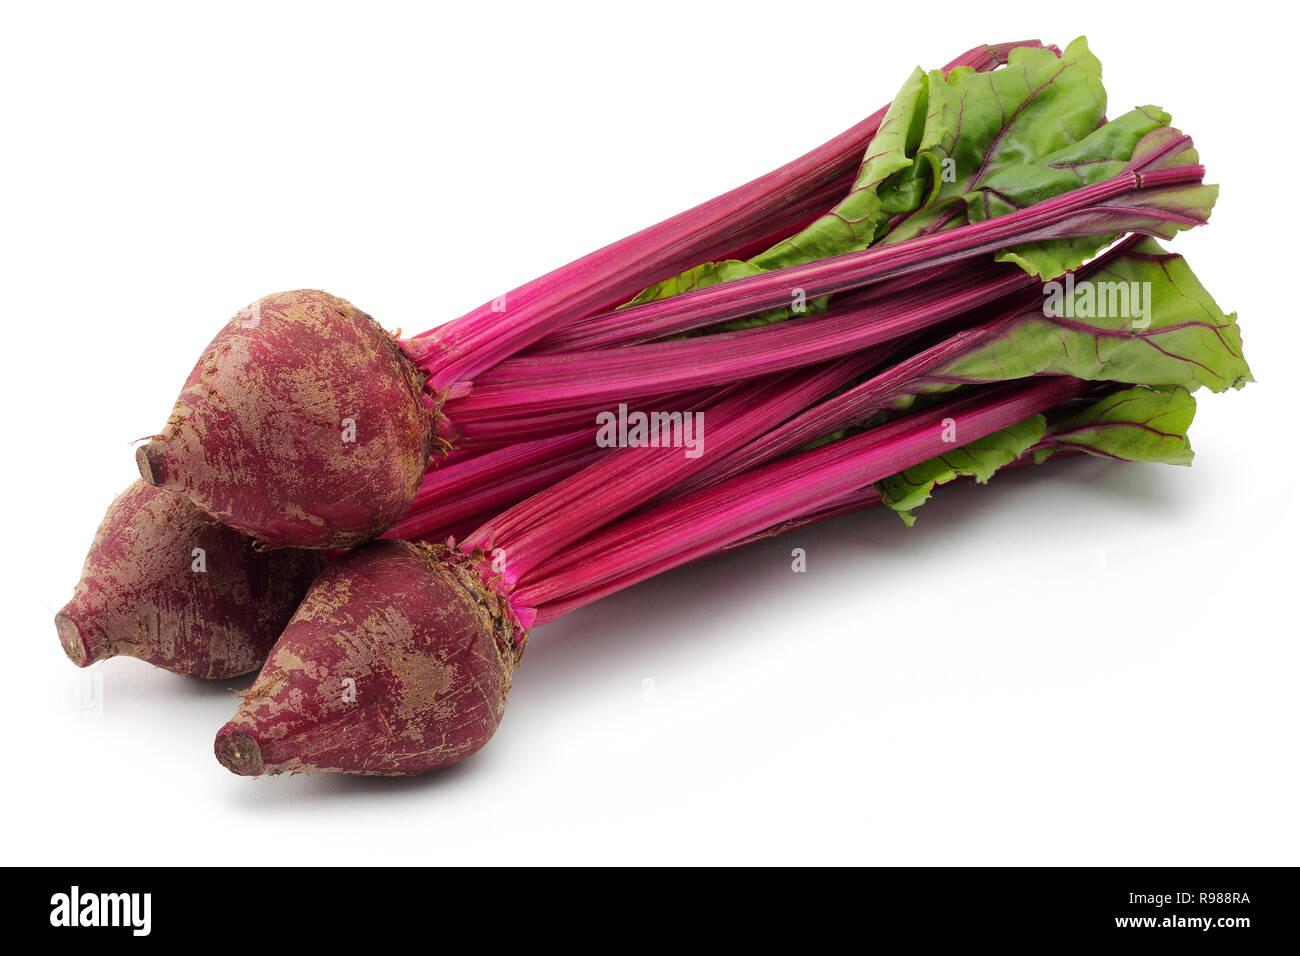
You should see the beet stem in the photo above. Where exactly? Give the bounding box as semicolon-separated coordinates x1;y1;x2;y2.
412;42;1044;389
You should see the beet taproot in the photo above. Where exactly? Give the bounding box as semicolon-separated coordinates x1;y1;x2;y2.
214;540;518;776
56;481;323;679
137;290;437;549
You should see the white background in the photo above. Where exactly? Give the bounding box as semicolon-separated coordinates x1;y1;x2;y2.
2;2;1295;865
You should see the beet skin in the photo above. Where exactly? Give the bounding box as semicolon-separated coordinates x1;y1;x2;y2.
137;290;436;549
56;481;323;679
214;540;518;776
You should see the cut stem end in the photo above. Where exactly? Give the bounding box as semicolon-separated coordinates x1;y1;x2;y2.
214;726;266;776
55;608;109;668
135;441;174;489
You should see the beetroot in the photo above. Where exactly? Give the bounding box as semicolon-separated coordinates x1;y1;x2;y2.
213;540;517;776
137;290;436;549
56;481;323;679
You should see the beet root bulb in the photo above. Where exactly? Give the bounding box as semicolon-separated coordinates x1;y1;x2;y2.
214;540;519;776
137;290;436;549
56;481;323;679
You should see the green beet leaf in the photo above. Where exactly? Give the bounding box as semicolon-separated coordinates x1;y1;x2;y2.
877;416;1045;525
752;67;932;271
910;239;1251;397
1033;385;1196;465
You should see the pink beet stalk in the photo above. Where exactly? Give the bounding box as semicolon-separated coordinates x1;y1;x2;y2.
512;376;1086;614
657;236;1148;501
445;255;1036;417
409;41;1044;389
528;255;978;354
461;349;894;584
384;430;604;540
530;450;1083;625
429;130;1209;429
393;238;1104;545
390;260;1033;542
387;388;735;540
527;486;887;626
502;131;1210;355
449;387;725;450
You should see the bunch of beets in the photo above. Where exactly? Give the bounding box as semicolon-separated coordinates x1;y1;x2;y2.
57;38;1251;776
